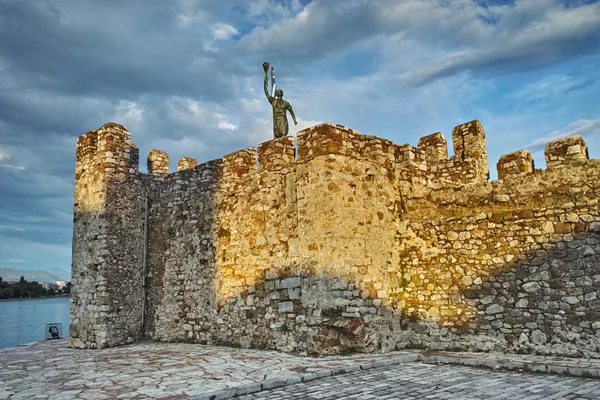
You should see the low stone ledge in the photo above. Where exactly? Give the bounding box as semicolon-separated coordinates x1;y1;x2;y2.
418;352;600;378
190;353;420;400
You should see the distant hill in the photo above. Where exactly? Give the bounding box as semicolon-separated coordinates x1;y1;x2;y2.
0;267;70;282
46;268;71;281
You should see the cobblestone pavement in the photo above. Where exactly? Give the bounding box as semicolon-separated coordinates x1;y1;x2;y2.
0;339;416;399
3;339;600;399
240;363;600;400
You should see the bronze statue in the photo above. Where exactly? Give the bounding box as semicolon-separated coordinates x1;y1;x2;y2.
263;62;297;139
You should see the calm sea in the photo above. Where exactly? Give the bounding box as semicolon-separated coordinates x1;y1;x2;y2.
0;297;70;349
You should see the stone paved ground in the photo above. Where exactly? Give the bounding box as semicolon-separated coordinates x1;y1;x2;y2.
3;339;600;400
241;363;600;400
0;339;417;400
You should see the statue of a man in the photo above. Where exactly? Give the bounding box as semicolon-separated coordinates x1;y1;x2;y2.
264;74;297;139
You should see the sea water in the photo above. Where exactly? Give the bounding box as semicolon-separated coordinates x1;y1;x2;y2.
0;297;70;349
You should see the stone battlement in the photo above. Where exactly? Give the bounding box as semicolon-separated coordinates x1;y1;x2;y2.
76;121;590;195
70;120;600;357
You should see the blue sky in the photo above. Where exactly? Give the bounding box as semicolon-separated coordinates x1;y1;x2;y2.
0;0;599;274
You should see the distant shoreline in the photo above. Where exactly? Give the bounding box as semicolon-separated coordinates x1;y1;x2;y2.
0;295;70;303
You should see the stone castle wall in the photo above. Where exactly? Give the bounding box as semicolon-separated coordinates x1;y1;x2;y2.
71;123;146;348
70;120;600;357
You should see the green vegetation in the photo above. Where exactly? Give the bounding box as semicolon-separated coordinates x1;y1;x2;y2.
0;276;71;300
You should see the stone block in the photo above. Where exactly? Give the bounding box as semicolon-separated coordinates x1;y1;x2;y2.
418;131;448;162
177;156;198;171
258;136;294;172
545;135;588;169
276;277;301;289
451;119;489;182
222;148;257;179
485;304;504;314
147;149;169;176
278;301;294;313
497;150;534;180
297;122;354;161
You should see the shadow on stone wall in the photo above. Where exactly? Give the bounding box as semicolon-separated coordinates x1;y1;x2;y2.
71;121;600;357
462;226;600;357
183;226;600;358
142;162;222;344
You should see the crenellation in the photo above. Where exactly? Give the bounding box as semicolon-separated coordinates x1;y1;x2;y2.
418;131;448;162
129;144;139;173
297;122;355;162
258;137;294;173
220;148;257;196
178;156;198;171
355;135;396;171
451;120;489;183
197;159;223;185
71;119;600;357
76;130;99;160
71;122;145;350
96;122;135;180
497;150;534;180
147;149;169;177
297;123;401;178
74;130;100;210
545;135;589;170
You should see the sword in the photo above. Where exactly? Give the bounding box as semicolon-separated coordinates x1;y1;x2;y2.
271;66;276;97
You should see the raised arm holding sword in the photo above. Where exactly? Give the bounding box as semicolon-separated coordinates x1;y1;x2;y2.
263;62;297;139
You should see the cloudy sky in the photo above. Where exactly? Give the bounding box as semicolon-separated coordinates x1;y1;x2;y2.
0;0;599;274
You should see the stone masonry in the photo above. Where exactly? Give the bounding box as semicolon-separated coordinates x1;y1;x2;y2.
70;120;600;358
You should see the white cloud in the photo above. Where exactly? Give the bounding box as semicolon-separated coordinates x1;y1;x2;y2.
237;0;600;86
397;0;600;85
210;22;238;41
0;146;25;170
511;74;589;100
237;0;481;58
243;0;303;22
171;97;238;132
0;237;72;264
176;0;209;27
216;115;237;130
290;117;324;137
0;225;27;232
115;100;143;123
525;118;600;151
0;164;26;171
3;213;50;223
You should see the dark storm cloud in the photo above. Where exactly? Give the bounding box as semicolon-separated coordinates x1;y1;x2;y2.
0;0;258;270
0;0;239;100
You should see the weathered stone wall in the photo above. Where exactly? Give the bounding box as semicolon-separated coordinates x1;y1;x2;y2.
177;156;198;171
70;123;146;349
391;159;600;356
71;120;600;357
497;150;534;180
143;160;221;343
